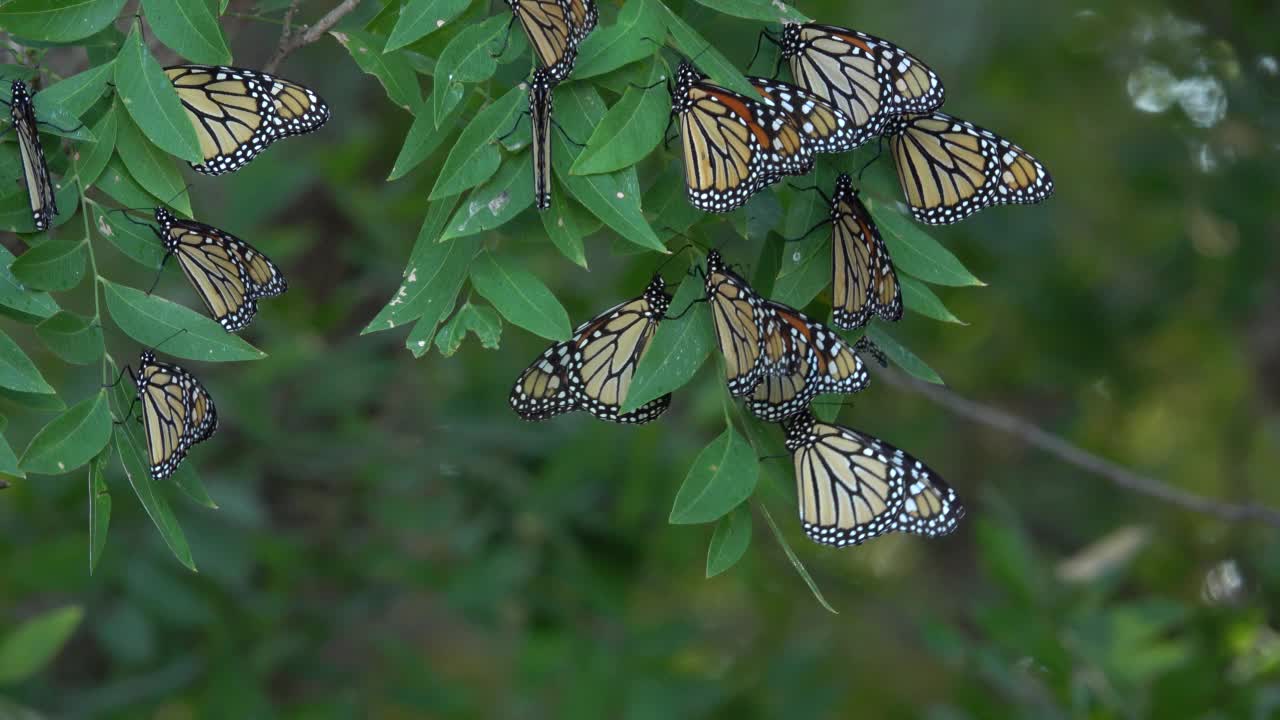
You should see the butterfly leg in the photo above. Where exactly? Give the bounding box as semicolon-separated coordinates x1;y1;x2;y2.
856;137;885;181
489;15;518;60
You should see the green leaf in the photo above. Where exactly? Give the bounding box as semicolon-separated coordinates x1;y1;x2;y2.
574;0;666;79
691;0;808;22
19;391;113;475
338;30;423;112
96;205;165;269
0;246;59;323
901;276;965;325
172;463;217;509
440;154;535;241
670;426;759;524
89;449;111;574
470;251;571;342
864;325;943;384
621;277;712;413
102;280;266;362
385;0;474;52
9;240;86;292
772;235;829;309
37;311;104;365
706;504;752;578
539;183;595;268
866;198;983;287
660;2;755;97
0;605;84;685
362;195;472;334
429;85;523;200
0;419;24;479
758;501;837;614
141;0;232;64
553;84;665;253
435;301;502;356
571;59;667;175
0;179;78;233
72;101;119;188
95;155;162;210
113;424;196;571
387;95;466;181
114;111;193;216
0;329;54;395
0;0;127;42
36;61;115;121
0;388;63;411
114;25;203;164
431;15;507;121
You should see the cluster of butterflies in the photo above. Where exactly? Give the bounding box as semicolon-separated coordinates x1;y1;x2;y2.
501;3;1060;549
4;63;329;481
505;2;1053;225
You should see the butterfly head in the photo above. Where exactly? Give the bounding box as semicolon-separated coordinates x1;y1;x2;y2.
778;23;805;58
9;80;29;102
643;274;671;314
671;61;703;111
139;349;157;367
782;408;819;450
154;207;176;227
704;248;727;275
832;173;857;211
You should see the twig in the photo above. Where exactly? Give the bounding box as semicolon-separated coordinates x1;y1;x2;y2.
264;0;362;73
876;367;1280;528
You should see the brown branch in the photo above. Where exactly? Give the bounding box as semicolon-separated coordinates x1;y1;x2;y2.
876;367;1280;528
264;0;362;73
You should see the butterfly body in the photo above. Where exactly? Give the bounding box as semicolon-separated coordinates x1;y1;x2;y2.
529;68;556;210
165;65;329;175
133;350;217;480
511;275;672;424
7;81;57;231
784;409;963;547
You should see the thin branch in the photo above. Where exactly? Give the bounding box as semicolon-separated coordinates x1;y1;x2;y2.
876;367;1280;528
264;0;362;73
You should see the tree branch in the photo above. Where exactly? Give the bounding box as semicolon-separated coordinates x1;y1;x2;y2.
264;0;362;74
876;367;1280;528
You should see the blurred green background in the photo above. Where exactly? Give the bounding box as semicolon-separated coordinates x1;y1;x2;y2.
4;0;1280;717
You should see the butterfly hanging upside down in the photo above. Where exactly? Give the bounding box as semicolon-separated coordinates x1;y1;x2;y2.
2;80;58;231
124;350;218;481
145;208;287;333
164;64;330;175
511;275;673;424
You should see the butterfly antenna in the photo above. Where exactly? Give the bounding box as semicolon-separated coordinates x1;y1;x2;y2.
856;137;885;182
496;111;530;144
747;30;777;74
551;119;585;148
786;182;832;207
783;218;832;244
147;328;190;356
664;296;708;321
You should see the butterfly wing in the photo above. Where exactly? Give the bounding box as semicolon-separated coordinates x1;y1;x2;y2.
749;77;858;154
165;65;329;175
163;217;258;332
704;251;774;396
564;0;598;45
9;82;57;231
831;176;900;329
785;410;963;547
569;277;672;423
510;341;579;421
137;355;216;480
676;63;810;213
746;303;869;421
782;23;944;145
509;0;578;80
887;111;1053;225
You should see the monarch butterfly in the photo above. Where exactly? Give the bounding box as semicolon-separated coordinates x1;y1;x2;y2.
830;173;901;330
776;23;944;148
745;302;869;422
131;350;217;480
529;67;556;211
673;61;812;213
884;111;1054;225
4;80;57;231
854;335;888;368
511;275;672;423
149;208;286;332
748;77;858;154
164;65;330;175
784;408;964;547
703;249;778;396
505;0;597;82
